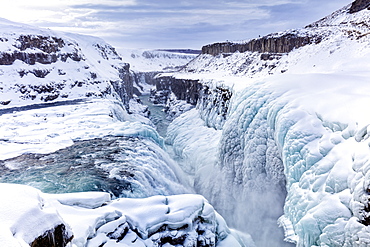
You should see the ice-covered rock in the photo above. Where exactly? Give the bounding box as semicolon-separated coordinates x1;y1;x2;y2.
0;183;253;247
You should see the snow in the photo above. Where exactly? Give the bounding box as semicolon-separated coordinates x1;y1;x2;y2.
0;17;127;108
162;5;370;247
0;183;71;247
0;98;164;160
118;49;198;72
4;2;370;246
0;183;250;247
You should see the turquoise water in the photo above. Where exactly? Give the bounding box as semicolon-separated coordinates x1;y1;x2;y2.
139;95;171;137
0;98;187;197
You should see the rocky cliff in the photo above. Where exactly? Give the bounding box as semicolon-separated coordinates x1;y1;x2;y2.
201;32;323;56
202;0;369;56
0;19;134;108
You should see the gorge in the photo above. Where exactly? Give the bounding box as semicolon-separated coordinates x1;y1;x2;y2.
1;0;370;246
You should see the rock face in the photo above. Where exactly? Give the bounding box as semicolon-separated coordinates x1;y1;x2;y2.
30;224;73;247
350;0;370;13
152;76;202;105
151;75;232;129
202;33;322;56
0;35;82;65
201;0;370;57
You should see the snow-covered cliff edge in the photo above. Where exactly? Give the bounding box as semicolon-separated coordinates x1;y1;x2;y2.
0;18;133;108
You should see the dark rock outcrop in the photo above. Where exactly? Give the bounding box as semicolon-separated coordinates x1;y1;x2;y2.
30;224;73;247
0;35;83;65
152;76;202;106
350;0;370;13
111;63;134;108
202;33;322;56
152;75;232;129
17;35;65;53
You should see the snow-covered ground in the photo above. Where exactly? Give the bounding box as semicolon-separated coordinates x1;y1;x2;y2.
0;17;131;109
163;3;370;247
118;49;198;72
3;1;370;247
0;183;252;247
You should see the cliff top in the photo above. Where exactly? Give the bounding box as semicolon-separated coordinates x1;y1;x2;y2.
201;0;370;55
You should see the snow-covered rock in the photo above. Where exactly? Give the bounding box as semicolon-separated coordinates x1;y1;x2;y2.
0;183;252;247
0;17;133;108
0;183;73;247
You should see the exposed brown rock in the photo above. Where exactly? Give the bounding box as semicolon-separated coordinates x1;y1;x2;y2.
349;0;370;13
30;224;73;247
154;76;202;105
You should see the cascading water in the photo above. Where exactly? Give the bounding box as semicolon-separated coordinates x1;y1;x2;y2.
0;88;288;246
0;98;192;199
0;136;189;198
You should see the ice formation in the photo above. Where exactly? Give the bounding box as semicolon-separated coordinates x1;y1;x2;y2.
163;2;370;246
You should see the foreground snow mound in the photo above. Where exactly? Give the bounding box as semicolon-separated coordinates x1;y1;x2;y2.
0;183;73;247
0;183;253;247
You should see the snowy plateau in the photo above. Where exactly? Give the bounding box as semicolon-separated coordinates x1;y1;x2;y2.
1;0;370;247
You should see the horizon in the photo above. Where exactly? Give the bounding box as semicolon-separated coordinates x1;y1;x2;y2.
0;0;352;50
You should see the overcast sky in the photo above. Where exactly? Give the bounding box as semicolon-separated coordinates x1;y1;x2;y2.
0;0;352;50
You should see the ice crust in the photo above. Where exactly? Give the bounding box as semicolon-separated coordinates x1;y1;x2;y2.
165;6;370;247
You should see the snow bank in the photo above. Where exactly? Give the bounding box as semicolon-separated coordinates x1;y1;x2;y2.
0;183;252;247
0;183;72;247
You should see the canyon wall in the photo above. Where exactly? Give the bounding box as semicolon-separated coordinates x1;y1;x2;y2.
201;33;322;56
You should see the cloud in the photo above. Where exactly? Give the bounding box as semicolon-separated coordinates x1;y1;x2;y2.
0;0;354;49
